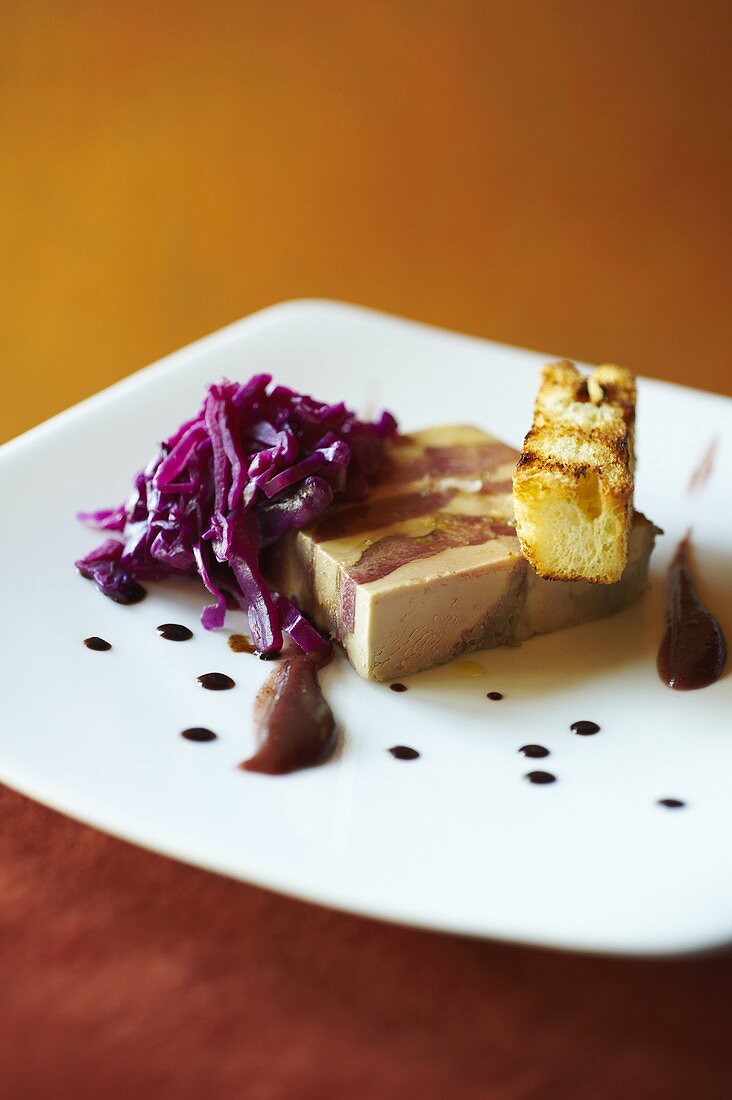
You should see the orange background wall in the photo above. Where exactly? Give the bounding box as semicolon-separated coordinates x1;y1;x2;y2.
2;1;731;444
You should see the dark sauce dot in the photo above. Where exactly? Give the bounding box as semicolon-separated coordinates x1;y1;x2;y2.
388;745;420;760
519;744;549;759
181;727;218;743
228;633;256;654
111;579;147;605
83;636;111;651
389;682;408;693
197;672;235;691
486;691;503;700
658;798;686;809
525;770;556;785
570;720;600;736
157;623;193;641
259;649;282;661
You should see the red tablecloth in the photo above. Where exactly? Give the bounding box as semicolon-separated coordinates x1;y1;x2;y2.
1;784;730;1099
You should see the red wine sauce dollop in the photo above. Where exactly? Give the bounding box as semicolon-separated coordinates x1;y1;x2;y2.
657;534;727;690
242;652;337;775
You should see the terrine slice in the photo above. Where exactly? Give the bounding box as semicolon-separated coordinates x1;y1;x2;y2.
269;426;658;681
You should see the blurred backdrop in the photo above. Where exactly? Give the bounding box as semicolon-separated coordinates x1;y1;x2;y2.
2;0;731;444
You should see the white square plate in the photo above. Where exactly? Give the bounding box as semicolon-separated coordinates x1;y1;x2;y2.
1;300;729;956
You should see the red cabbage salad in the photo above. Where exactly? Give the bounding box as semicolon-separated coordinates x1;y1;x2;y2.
76;375;397;657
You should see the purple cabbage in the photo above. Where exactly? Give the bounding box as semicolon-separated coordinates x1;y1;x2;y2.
75;375;397;655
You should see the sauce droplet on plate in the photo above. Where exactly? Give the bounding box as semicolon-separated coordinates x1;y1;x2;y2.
571;720;600;736
389;682;408;693
389;746;420;760
83;636;111;651
657;533;727;690
112;580;147;605
197;672;235;691
487;691;503;701
157;623;193;641
525;770;556;785
519;744;549;759
687;437;718;495
452;660;485;679
181;727;218;742
228;633;256;654
658;798;686;809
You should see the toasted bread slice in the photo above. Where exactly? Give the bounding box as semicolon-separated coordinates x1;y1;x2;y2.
513;360;636;584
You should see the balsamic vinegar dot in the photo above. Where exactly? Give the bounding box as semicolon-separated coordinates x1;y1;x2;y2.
111;579;147;605
570;720;600;736
658;798;686;809
181;727;218;743
525;770;556;785
83;636;111;651
388;746;420;760
519;744;549;759
389;682;408;693
157;623;193;641
197;672;235;691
